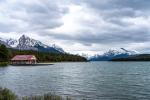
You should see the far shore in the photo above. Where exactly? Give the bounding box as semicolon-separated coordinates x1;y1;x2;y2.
0;62;54;66
0;61;89;67
10;63;54;66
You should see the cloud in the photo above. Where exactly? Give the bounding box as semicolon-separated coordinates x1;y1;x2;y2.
0;0;150;55
0;0;68;33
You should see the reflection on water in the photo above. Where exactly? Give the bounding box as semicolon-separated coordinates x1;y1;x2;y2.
0;62;150;100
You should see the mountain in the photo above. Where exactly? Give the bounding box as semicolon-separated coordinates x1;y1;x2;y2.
89;48;138;61
0;35;64;53
17;35;47;51
5;38;18;47
52;44;65;53
111;54;150;61
0;38;15;48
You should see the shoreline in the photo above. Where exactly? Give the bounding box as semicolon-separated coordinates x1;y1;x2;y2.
10;63;54;66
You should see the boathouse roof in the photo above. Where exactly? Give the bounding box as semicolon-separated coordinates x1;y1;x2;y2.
11;55;36;61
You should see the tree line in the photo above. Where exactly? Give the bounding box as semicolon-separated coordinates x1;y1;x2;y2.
0;44;10;62
111;54;150;61
0;44;87;63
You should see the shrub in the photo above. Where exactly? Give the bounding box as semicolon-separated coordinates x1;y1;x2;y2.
22;93;72;100
0;87;74;100
0;87;17;100
0;62;8;67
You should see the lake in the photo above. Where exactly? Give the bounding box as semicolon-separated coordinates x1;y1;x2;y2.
0;62;150;100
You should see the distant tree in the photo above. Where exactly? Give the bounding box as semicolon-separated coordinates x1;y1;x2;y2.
10;49;87;62
0;44;9;62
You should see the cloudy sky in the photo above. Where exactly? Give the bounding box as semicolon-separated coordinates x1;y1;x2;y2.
0;0;150;55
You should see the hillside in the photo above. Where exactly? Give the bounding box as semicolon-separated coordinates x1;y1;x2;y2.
10;49;87;62
0;44;87;64
111;54;150;61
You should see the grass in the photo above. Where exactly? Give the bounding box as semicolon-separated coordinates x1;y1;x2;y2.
0;87;74;100
0;62;9;67
22;94;72;100
0;87;17;100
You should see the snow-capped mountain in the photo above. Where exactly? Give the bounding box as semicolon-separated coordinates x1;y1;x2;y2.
103;48;138;56
120;48;138;55
5;38;18;47
0;35;65;53
0;37;16;48
17;35;48;50
89;48;138;61
52;44;65;53
0;40;10;48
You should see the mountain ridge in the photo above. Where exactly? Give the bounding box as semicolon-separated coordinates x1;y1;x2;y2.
89;48;138;61
0;35;64;53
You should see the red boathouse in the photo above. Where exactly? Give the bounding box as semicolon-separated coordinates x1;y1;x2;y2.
11;55;37;65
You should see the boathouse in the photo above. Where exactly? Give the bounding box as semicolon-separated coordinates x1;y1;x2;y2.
11;55;37;65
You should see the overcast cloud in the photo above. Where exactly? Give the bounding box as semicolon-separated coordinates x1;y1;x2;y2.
0;0;150;55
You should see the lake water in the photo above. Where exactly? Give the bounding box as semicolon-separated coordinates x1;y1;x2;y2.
0;62;150;100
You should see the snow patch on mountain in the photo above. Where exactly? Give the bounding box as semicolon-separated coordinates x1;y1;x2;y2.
103;48;137;56
0;35;65;53
0;37;11;48
120;48;139;55
16;35;48;50
52;44;65;53
6;38;18;47
89;48;138;61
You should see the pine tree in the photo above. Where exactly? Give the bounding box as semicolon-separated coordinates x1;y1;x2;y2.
0;44;9;62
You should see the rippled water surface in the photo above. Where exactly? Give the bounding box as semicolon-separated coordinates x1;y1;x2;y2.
1;62;150;100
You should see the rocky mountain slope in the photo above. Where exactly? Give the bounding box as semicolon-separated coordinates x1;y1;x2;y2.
0;35;64;53
89;48;138;61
